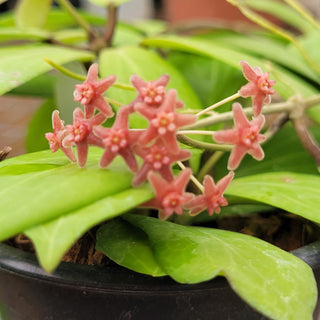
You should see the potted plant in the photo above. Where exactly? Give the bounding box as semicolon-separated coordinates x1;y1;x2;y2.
0;0;320;319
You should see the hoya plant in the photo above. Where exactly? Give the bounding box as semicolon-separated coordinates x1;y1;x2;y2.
0;0;320;319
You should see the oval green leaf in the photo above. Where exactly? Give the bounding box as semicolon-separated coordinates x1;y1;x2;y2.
226;172;320;224
124;214;317;320
0;44;94;95
15;0;53;28
26;187;153;272
96;219;166;277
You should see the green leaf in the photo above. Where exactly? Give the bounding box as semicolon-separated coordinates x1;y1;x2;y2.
26;98;56;152
99;46;202;111
0;44;94;96
124;214;317;320
26;187;153;272
96;219;166;277
0;27;50;42
0;149;137;242
226;172;320;224
15;0;53;28
202;33;320;84
244;0;317;34
141;35;320;123
88;0;131;6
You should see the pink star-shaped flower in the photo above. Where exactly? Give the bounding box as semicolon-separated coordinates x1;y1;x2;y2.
73;63;117;118
238;61;276;116
132;139;191;186
213;103;265;170
45;110;76;162
136;89;197;154
93;106;141;172
63;108;106;167
130;74;184;112
142;168;194;220
185;172;234;216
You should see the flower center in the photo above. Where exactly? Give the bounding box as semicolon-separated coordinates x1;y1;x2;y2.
151;112;176;135
141;83;165;106
74;83;95;105
72;121;89;143
162;192;183;211
104;129;128;153
145;146;170;169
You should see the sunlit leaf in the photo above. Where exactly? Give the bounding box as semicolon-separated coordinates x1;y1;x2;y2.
0;149;136;241
125;214;317;320
15;0;53;28
141;35;320;123
0;44;94;95
26;187;153;272
226;172;320;224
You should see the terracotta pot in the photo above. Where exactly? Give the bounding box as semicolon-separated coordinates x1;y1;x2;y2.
0;242;319;320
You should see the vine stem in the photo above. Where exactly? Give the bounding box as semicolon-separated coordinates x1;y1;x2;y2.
176;161;204;192
184;94;320;130
55;0;98;40
178;130;216;136
196;92;241;117
197;151;225;182
177;134;233;152
104;3;118;47
44;58;135;91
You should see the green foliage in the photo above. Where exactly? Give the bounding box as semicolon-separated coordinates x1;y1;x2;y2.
0;45;94;95
96;219;166;277
15;0;53;28
110;214;316;320
226;172;320;225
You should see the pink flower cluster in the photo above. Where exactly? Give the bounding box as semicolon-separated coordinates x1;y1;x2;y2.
46;61;275;220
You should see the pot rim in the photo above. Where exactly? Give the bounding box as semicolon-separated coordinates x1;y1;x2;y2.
0;241;320;293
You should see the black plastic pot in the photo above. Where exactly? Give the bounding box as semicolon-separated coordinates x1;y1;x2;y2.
0;242;319;320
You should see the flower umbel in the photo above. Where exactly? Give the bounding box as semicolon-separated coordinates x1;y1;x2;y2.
185;172;234;216
73;63;117;118
239;60;276;116
213;103;265;170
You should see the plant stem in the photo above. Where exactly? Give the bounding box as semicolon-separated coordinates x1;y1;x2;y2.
262;112;289;143
44;58;135;91
177;134;233;152
178;130;216;136
196;92;241;117
44;58;86;81
177;161;204;192
184;94;320;130
105;97;124;107
104;3;118;47
55;0;97;40
197;151;225;181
